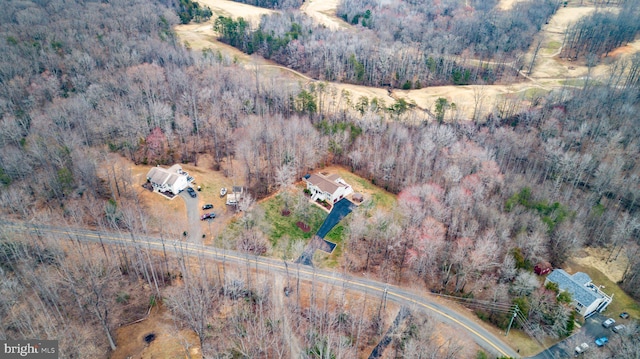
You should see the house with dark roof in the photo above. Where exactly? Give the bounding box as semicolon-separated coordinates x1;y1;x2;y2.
303;173;353;204
146;164;191;195
545;269;613;317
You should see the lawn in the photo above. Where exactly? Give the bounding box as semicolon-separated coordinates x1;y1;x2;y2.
324;166;397;209
567;260;640;319
260;192;327;255
318;224;345;268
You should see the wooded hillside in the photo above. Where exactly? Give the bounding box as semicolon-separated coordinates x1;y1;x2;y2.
1;0;640;357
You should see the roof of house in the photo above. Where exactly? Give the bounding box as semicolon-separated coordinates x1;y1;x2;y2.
167;164;182;173
547;269;601;307
572;272;592;286
327;173;341;181
306;174;341;194
147;167;169;185
146;166;185;187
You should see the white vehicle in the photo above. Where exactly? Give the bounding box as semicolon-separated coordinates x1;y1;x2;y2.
602;318;616;328
220;187;227;197
575;342;589;354
612;324;625;333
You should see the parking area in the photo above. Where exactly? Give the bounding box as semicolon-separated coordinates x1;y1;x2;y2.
528;313;629;358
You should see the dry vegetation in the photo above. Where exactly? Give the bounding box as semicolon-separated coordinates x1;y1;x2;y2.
176;0;640;121
2;0;640;357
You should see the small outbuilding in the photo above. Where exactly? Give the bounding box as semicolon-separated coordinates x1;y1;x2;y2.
534;261;552;276
352;193;364;203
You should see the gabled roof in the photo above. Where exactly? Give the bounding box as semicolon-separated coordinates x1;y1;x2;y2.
147;167;170;185
572;272;592;286
306;174;340;194
547;269;601;307
146;166;185;187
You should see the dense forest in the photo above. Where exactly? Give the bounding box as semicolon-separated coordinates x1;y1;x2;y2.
1;0;640;357
214;0;557;87
561;2;640;59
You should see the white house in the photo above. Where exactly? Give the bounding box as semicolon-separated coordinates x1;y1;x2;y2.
303;173;353;204
146;164;190;195
545;269;613;317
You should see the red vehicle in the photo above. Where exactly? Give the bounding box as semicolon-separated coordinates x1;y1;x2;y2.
200;213;216;220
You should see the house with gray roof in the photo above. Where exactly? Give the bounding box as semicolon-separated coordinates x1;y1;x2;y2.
146;164;191;195
545;269;613;317
303;173;353;204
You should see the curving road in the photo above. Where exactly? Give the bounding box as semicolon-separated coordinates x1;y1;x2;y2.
1;221;519;358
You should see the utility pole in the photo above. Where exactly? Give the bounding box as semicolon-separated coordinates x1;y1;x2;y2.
506;304;519;336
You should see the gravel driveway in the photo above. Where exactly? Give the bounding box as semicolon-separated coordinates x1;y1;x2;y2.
179;190;202;243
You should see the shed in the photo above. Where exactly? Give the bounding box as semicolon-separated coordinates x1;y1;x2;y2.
534;261;552;276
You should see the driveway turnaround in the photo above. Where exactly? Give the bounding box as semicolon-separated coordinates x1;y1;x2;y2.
296;198;354;265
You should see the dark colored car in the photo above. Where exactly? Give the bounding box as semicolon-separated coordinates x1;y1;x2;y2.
620;312;630;319
202;204;213;210
186;187;196;198
200;213;216;220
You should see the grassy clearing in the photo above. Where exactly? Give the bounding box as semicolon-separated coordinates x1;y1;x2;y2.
542;40;562;55
521;87;549;101
318;224;346;268
505;329;546;357
260;192;326;249
567;260;640;319
560;78;602;88
326;167;397;209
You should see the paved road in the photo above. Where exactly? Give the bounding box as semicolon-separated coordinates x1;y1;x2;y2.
1;221;520;358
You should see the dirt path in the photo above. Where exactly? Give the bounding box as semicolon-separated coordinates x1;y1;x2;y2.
300;0;350;30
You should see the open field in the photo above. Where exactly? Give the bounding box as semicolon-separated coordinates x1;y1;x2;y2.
301;0;350;30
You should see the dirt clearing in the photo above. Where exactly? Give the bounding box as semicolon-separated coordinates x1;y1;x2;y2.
570;246;628;283
198;0;274;25
301;0;350;30
111;304;200;359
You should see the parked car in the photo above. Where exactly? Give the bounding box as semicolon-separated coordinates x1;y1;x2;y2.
200;213;216;220
620;312;630;319
602;318;616;328
595;337;609;347
575;342;589;354
612;324;625;333
220;187;227;197
202;204;213;210
186;187;197;198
